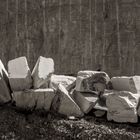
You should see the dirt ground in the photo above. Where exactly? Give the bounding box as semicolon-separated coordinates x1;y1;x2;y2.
0;105;140;140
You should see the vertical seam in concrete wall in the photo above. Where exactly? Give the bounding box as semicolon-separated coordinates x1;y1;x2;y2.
6;0;9;23
25;0;30;61
79;0;82;67
116;0;121;74
132;32;135;74
6;0;9;61
69;0;72;73
16;0;19;58
59;0;61;72
132;2;136;74
89;0;92;68
43;0;46;49
103;0;106;71
70;0;71;22
94;0;97;64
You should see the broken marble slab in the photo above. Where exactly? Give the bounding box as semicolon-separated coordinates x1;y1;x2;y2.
106;91;140;123
12;88;55;111
75;71;110;94
32;56;54;89
0;60;9;83
8;57;32;91
72;91;98;114
111;76;140;93
0;60;11;103
49;74;76;91
52;84;84;117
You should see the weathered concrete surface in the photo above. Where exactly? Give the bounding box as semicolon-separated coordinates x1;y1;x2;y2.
72;91;98;114
111;76;140;93
76;71;110;93
32;56;54;89
49;74;76;91
0;0;139;76
53;84;84;117
12;88;55;111
106;91;140;123
8;57;32;91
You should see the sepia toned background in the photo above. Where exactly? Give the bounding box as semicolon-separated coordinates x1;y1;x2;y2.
0;0;139;77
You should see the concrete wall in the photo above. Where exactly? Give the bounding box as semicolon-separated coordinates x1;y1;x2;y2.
0;0;139;76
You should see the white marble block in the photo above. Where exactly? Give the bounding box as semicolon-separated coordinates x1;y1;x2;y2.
49;74;76;91
76;71;110;93
12;88;55;111
8;56;32;91
73;91;98;113
32;56;54;89
106;91;140;123
111;76;140;93
53;84;84;117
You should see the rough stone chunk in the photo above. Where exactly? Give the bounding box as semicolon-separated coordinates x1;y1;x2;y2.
76;71;110;93
12;89;55;111
72;91;98;113
8;57;32;91
32;56;54;89
52;84;84;117
106;91;140;123
111;76;140;93
0;60;11;103
49;74;76;91
93;90;114;111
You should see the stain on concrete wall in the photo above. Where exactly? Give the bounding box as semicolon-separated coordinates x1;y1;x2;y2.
0;0;139;76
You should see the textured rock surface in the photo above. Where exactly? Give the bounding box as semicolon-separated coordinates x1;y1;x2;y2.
72;91;98;114
75;71;110;93
0;79;11;104
111;76;140;93
12;89;55;111
53;84;84;117
106;91;140;123
0;60;11;103
32;56;54;89
49;74;76;91
8;57;32;91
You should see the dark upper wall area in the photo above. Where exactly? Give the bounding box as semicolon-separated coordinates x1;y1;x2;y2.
0;0;139;77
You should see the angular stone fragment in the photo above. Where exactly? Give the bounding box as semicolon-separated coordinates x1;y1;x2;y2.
49;74;76;91
0;60;11;103
76;71;110;94
106;91;140;123
8;57;32;91
52;84;84;117
72;91;98;113
111;76;140;93
12;89;55;111
32;56;54;89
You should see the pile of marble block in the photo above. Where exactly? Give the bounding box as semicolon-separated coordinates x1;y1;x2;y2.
4;56;84;117
1;56;140;123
